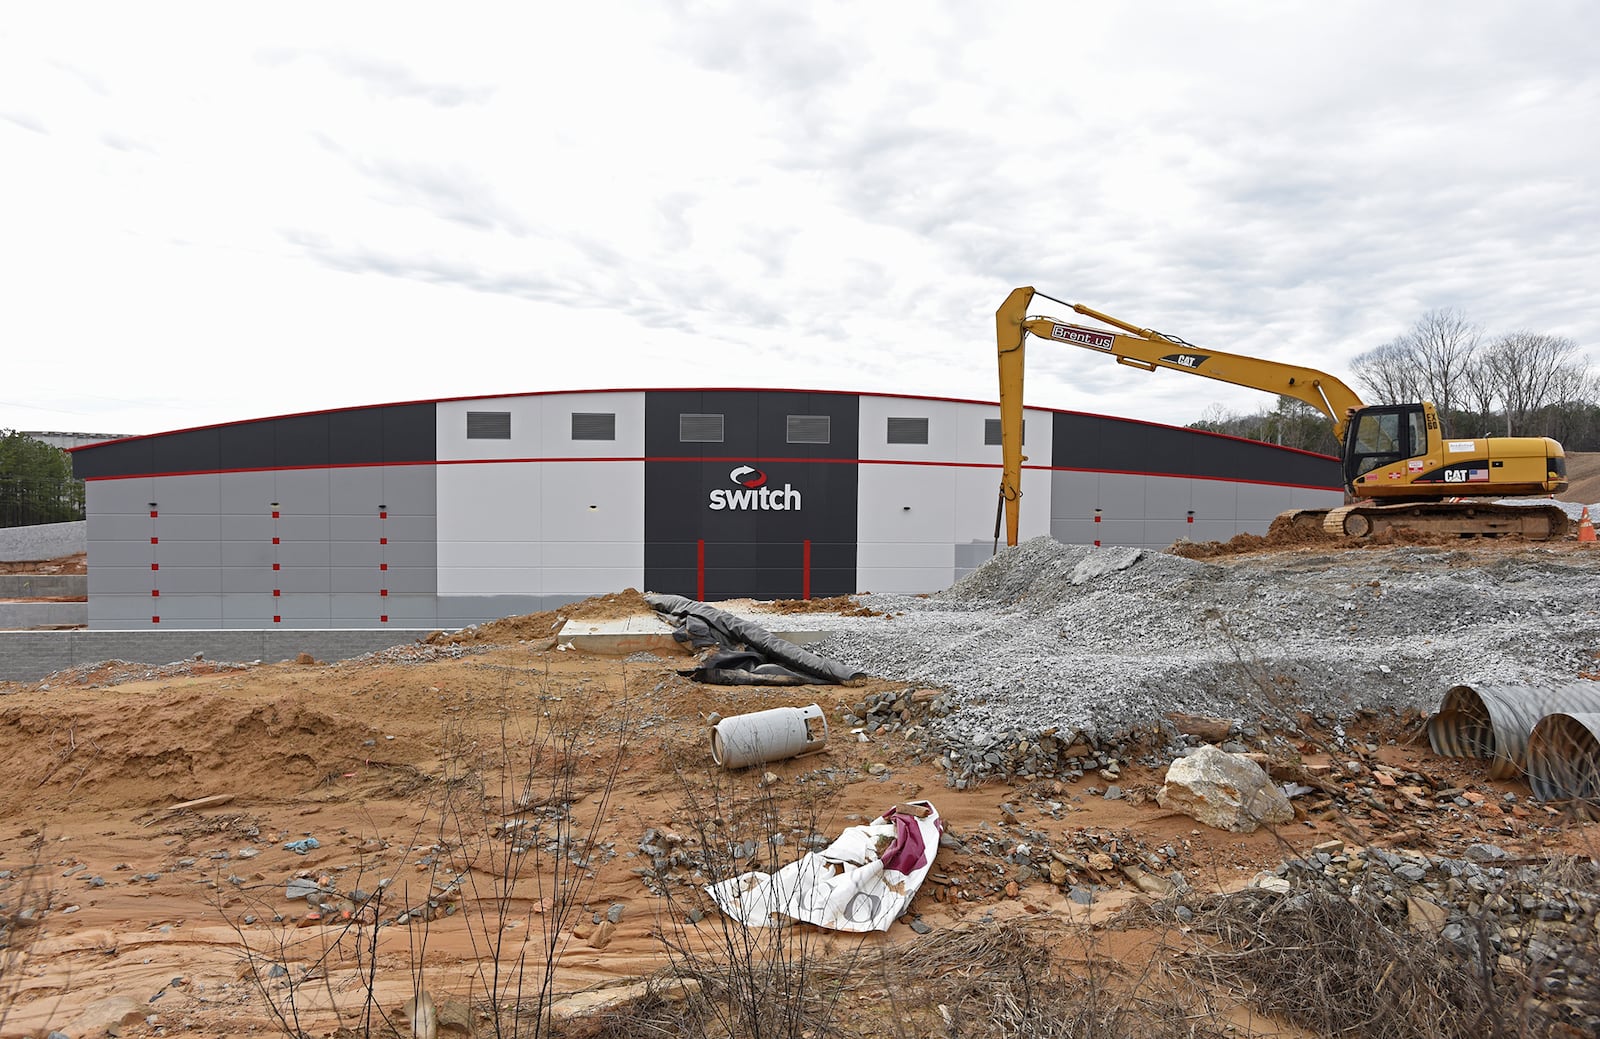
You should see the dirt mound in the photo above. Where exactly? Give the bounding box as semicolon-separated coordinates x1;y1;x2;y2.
759;593;886;616
436;609;564;644
1168;511;1577;559
0;682;384;813
1169;513;1339;558
29;657;255;689
558;587;656;622
432;589;657;646
1562;451;1600;505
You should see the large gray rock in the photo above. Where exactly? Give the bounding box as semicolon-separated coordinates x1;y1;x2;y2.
1157;744;1293;833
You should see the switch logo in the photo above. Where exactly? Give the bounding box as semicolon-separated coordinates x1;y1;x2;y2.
709;465;803;511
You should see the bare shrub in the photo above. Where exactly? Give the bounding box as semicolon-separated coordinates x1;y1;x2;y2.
648;759;863;1039
218;666;633;1039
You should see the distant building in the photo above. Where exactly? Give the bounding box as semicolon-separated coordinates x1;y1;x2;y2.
22;431;135;451
68;388;1344;630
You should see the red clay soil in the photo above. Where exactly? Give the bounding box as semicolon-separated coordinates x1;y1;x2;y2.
0;553;86;576
2;591;1596;1038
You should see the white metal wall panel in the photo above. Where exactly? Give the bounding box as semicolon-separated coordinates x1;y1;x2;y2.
856;397;1052;592
436;392;646;461
437;394;646;600
436;462;544;595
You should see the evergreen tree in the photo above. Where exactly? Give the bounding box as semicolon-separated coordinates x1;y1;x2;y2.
0;430;86;527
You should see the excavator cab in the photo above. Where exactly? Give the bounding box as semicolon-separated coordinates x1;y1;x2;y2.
1343;403;1432;487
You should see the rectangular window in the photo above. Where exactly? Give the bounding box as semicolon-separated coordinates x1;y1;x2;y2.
984;419;1023;446
886;417;929;445
466;411;511;440
571;412;616;441
679;413;725;443
787;414;831;444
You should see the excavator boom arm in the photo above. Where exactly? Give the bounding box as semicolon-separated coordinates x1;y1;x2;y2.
996;286;1366;546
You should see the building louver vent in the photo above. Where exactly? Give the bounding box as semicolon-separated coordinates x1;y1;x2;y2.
886;417;929;444
571;412;616;441
679;414;725;443
787;414;831;444
467;411;512;440
984;418;1023;446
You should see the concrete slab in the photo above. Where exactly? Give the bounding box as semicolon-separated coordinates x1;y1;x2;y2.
560;612;687;657
558;608;841;655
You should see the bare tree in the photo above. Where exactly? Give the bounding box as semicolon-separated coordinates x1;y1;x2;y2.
1478;331;1595;436
1350;339;1424;406
1351;309;1481;413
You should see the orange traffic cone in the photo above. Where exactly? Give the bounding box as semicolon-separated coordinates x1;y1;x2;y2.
1580;505;1596;543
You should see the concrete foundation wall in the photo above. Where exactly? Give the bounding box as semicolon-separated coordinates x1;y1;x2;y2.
0;602;87;630
0;628;436;682
0;575;87;597
0;521;86;562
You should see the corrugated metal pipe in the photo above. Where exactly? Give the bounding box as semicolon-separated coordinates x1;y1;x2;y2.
1427;681;1600;783
1526;712;1600;809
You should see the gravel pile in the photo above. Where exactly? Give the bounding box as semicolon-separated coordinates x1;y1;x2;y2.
811;538;1600;754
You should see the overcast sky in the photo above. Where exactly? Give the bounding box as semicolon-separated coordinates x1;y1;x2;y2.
4;1;1597;440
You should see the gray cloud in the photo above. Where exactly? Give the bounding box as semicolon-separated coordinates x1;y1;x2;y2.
259;47;494;107
310;132;529;236
2;111;48;135
324;53;496;107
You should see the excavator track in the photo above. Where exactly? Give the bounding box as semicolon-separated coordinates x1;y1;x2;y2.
1321;502;1571;540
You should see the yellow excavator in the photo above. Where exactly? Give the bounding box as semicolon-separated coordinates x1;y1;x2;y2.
996;286;1571;546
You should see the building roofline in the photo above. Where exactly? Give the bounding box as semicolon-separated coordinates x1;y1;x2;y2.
66;386;1338;463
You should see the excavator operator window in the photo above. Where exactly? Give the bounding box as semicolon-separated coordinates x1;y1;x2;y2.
1406;408;1429;458
1348;405;1427;481
1351;412;1401;476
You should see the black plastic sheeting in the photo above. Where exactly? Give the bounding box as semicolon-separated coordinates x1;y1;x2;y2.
646;593;865;687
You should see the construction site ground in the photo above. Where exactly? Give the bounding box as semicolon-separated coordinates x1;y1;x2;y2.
0;454;1595;1039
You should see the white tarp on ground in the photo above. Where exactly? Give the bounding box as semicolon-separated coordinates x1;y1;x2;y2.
706;800;942;932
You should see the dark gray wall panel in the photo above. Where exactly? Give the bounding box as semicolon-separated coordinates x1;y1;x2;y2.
72;404;437;480
1052;413;1341;487
643;391;859;600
